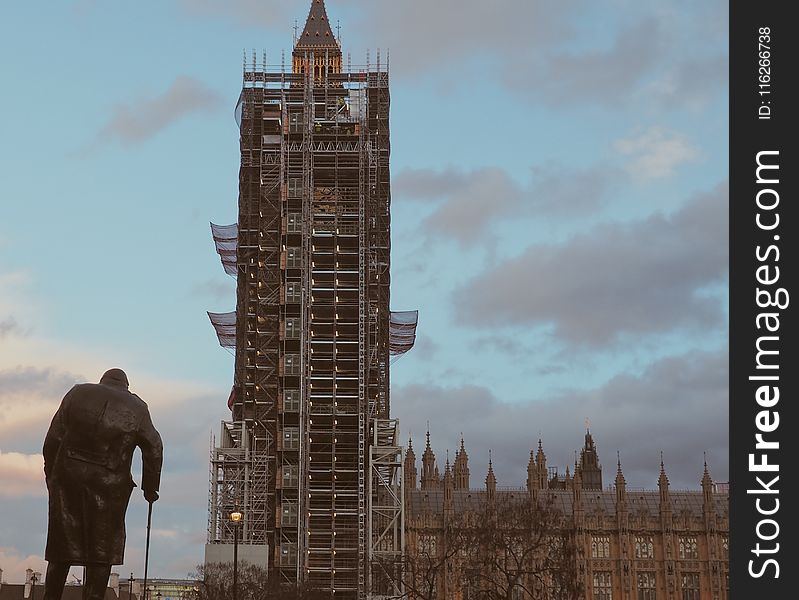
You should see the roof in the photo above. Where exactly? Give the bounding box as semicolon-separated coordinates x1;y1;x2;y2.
0;585;124;600
295;0;339;49
407;488;729;518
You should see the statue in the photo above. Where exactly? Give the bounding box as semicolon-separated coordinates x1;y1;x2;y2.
42;369;163;600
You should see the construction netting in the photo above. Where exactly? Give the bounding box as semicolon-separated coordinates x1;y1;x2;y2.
208;311;236;348
389;310;418;355
210;222;238;276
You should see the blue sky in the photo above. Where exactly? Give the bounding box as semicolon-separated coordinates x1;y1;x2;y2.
0;0;727;583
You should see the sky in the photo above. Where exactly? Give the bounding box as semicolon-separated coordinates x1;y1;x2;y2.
0;0;728;584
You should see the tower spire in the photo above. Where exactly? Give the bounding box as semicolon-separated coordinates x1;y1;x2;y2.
292;0;342;78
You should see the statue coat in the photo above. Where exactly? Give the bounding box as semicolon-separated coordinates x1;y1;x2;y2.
43;380;162;564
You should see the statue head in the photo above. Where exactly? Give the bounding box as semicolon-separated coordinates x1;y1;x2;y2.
100;368;129;389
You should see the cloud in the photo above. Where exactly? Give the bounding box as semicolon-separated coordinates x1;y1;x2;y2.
393;349;728;491
0;317;26;339
455;181;728;346
0;451;45;497
504;18;662;107
394;163;620;244
95;76;223;146
614;126;701;180
0;547;47;584
646;55;728;110
190;279;236;303
177;0;291;29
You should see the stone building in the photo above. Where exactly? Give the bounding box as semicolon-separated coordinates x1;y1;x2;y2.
403;431;729;600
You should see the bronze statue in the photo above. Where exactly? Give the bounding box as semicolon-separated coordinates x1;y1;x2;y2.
42;368;163;600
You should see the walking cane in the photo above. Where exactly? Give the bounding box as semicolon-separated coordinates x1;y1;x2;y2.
142;501;153;600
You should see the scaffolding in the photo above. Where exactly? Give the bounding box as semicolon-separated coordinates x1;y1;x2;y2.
367;419;404;599
205;2;412;597
207;420;271;546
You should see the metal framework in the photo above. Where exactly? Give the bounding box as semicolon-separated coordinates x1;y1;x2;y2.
368;419;405;599
204;4;415;598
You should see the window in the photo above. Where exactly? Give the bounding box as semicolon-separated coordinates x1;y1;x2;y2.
287;213;302;233
635;536;654;559
288;177;303;197
289;113;302;134
679;537;698;560
681;573;700;600
285;317;301;339
286;247;301;268
284;389;300;412
637;572;656;600
418;534;437;556
283;427;300;450
280;542;298;566
721;536;728;557
281;501;298;527
593;571;613;600
284;354;301;375
592;536;611;558
285;281;301;303
282;463;298;487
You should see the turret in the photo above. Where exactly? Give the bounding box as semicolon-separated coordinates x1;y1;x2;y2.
578;429;602;490
615;453;627;508
535;439;547;489
421;429;439;490
443;454;454;518
486;452;497;504
404;437;417;492
453;435;470;490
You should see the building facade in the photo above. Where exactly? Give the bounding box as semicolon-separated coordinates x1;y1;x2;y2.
206;2;415;598
404;432;729;600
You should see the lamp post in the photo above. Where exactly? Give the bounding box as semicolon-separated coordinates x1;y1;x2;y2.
230;509;243;600
30;572;37;600
128;573;135;600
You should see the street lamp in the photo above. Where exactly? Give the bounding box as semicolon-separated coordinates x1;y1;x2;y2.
30;572;37;600
230;509;243;600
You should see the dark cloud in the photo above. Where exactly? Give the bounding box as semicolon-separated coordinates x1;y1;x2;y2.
394;163;620;244
455;181;728;346
343;0;583;76
0;316;27;338
504;19;662;107
96;76;223;145
392;349;728;491
648;55;728;111
0;366;83;397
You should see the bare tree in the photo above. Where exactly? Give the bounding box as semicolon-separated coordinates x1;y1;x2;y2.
459;494;581;600
189;563;327;600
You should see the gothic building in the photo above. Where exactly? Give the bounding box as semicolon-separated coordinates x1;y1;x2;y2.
403;431;729;600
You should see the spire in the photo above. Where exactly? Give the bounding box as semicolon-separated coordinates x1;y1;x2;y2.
578;427;602;490
615;452;627;508
292;0;343;78
536;438;546;465
443;453;454;516
535;438;547;489
295;0;339;49
453;434;470;490
486;451;497;502
526;449;537;493
658;452;672;515
701;455;715;515
658;452;670;489
421;428;439;490
404;436;418;492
